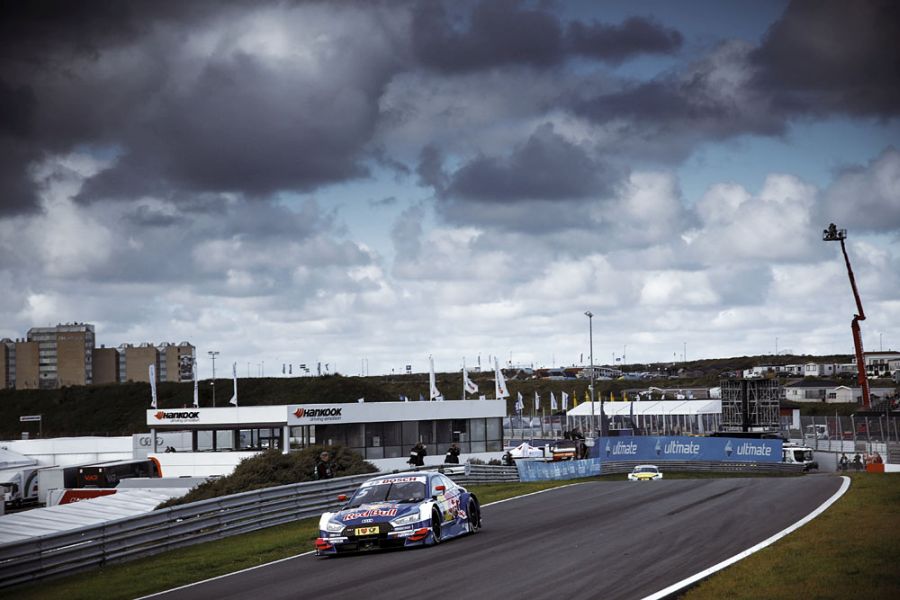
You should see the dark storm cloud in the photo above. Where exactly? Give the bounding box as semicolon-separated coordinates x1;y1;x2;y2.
567;16;683;64
411;0;564;73
415;145;449;192
0;0;405;215
751;0;900;117
571;42;786;155
411;1;686;73
446;124;617;202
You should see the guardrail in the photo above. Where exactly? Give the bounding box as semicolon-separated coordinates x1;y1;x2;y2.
0;460;801;589
0;465;515;590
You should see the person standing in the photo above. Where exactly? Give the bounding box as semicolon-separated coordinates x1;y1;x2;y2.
839;453;849;472
852;453;862;471
444;443;461;464
408;442;427;467
314;450;335;479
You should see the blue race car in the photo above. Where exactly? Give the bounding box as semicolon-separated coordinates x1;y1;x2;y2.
315;471;481;555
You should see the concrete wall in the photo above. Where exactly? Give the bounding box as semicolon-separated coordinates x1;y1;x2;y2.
126;346;159;383
14;341;39;390
92;347;120;385
57;332;88;387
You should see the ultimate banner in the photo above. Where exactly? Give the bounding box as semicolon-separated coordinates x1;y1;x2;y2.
590;436;783;463
517;458;602;482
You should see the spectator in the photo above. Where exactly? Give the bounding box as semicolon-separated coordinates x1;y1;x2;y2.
314;451;335;479
839;453;849;472
501;451;514;466
444;443;461;464
408;442;427;467
852;453;862;471
873;452;883;464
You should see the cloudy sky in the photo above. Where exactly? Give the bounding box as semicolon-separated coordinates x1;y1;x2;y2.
1;0;898;380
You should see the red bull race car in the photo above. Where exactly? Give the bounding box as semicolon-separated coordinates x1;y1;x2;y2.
315;471;481;555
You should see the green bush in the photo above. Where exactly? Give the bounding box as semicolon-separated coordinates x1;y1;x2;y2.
157;446;376;508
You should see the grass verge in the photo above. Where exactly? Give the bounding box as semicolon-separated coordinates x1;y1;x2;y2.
7;479;585;600
682;473;900;600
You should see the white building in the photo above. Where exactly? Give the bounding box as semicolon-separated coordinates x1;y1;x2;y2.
147;400;507;476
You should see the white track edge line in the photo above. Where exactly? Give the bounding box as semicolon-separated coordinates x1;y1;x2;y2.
137;481;584;598
640;475;852;600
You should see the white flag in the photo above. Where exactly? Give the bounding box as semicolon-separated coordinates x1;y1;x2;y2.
463;365;478;395
562;391;569;411
149;364;157;408
495;358;509;399
550;391;558;410
515;392;524;413
192;359;199;408
429;355;441;400
229;362;238;406
534;391;540;411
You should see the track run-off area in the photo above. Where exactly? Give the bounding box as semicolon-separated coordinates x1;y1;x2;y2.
145;475;844;600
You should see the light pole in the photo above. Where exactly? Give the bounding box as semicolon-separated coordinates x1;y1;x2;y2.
208;350;219;407
585;311;596;437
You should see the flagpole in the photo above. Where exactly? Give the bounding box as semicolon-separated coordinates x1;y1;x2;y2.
462;358;466;401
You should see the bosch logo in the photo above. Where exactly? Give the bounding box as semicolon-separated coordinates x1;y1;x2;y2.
293;407;342;418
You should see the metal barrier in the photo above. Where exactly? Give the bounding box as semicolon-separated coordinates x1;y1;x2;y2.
0;460;800;589
0;466;517;590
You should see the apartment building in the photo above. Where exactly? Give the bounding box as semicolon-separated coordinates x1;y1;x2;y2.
0;339;15;388
1;322;194;389
158;342;196;382
92;346;120;385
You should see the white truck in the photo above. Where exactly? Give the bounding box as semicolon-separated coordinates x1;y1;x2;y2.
0;466;42;508
782;442;818;471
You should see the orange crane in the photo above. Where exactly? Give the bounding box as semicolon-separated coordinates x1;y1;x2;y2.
823;224;870;407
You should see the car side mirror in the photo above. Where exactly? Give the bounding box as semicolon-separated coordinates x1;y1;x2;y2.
337;494;348;502
434;485;445;493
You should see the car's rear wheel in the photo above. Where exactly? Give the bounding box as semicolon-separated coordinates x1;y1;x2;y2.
431;509;442;544
467;499;481;534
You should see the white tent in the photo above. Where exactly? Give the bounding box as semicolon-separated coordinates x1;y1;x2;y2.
566;399;721;417
566;400;722;436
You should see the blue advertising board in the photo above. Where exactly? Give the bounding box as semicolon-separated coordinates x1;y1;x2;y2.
517;458;601;482
590;436;782;463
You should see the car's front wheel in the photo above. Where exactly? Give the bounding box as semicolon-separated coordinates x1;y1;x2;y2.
431;509;442;544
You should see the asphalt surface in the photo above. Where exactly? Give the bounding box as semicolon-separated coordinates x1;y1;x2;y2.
150;475;843;600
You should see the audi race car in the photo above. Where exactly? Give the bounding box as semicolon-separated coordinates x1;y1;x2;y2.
315;472;481;555
628;465;663;481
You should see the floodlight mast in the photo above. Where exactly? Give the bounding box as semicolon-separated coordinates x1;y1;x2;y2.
823;223;870;408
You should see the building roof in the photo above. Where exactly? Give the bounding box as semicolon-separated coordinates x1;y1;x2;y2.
567;399;721;417
784;379;840;388
0;489;186;545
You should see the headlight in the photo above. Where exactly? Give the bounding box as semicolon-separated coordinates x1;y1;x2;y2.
325;519;344;533
390;513;423;527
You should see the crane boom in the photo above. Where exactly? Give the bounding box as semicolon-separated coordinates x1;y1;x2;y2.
823;224;870;407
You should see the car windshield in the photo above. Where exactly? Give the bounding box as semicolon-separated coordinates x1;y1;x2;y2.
347;481;427;507
634;467;657;473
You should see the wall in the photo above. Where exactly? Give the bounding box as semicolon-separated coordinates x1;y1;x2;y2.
92;347;120;385
126;346;159;383
14;341;39;390
57;333;88;387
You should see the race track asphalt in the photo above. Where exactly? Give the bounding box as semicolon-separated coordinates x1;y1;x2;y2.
149;475;842;600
